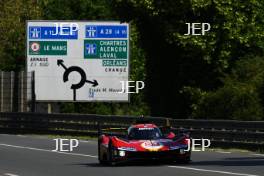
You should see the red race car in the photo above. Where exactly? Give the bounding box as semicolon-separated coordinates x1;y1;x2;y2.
98;122;191;165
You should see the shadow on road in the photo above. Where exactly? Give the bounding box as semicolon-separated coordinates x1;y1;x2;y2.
70;161;182;167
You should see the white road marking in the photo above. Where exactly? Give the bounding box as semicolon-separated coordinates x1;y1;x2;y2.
0;143;98;158
252;154;264;157
0;134;97;144
4;173;19;176
168;166;259;176
16;135;26;138
79;140;95;143
216;151;231;154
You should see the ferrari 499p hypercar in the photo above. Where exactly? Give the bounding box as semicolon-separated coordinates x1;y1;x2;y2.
98;123;191;165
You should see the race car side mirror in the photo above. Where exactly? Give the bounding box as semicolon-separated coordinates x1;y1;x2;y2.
166;132;176;139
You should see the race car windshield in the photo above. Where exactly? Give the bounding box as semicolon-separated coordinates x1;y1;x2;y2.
128;127;163;140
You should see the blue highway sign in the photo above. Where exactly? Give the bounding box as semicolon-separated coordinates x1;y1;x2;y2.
85;25;127;38
29;26;78;39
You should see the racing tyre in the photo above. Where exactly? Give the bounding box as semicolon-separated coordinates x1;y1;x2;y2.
98;139;107;165
178;156;191;164
108;139;116;166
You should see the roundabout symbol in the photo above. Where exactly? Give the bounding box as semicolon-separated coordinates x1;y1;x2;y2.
57;59;98;101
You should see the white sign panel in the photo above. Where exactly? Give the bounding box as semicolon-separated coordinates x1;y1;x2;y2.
27;21;129;101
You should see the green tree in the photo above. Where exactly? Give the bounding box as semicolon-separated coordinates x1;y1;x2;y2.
111;0;264;118
0;0;42;70
191;56;264;120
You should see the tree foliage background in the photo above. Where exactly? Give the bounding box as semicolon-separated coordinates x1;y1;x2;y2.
1;0;264;120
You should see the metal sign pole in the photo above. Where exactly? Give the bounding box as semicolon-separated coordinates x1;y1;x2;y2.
0;71;3;112
31;71;36;112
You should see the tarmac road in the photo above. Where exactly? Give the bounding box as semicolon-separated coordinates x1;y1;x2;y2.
0;134;263;176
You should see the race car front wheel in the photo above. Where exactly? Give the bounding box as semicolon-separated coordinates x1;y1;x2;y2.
177;155;191;164
108;139;116;166
98;139;107;165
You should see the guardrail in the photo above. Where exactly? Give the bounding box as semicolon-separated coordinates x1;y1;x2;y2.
0;112;263;151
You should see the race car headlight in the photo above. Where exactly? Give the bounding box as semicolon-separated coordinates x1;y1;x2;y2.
119;150;126;157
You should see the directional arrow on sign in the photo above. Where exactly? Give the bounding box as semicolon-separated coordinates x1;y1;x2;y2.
86;79;98;87
57;59;67;70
